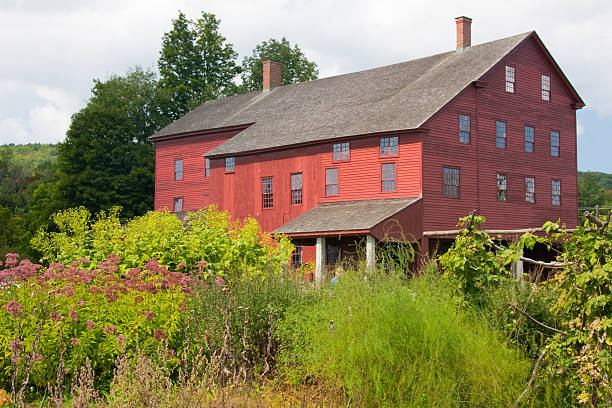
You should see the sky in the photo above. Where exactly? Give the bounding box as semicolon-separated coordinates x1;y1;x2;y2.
1;0;611;172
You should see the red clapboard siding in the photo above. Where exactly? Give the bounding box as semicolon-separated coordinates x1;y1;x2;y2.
154;129;241;211
422;36;578;232
208;132;423;233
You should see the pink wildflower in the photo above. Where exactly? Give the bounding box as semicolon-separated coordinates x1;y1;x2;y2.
104;325;117;335
215;276;225;287
70;338;80;346
177;262;185;270
69;309;78;322
145;311;155;321
33;353;43;362
196;260;207;268
77;299;85;307
153;329;168;341
116;334;127;347
50;311;62;321
134;295;144;305
78;257;89;264
4;253;19;268
9;339;23;353
86;320;96;330
4;299;23;318
63;285;75;297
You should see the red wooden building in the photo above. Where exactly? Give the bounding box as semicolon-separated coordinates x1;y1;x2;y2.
150;18;584;279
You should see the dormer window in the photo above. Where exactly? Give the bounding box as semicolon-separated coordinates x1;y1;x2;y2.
541;75;551;101
225;157;235;172
505;66;515;93
332;142;350;160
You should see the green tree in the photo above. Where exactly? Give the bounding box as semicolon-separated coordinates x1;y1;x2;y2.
240;37;319;92
578;172;612;208
57;68;172;220
158;11;241;120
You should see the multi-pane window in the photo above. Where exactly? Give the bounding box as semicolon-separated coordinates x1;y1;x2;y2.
174;159;183;180
205;158;210;177
496;121;507;149
325;168;338;196
225;157;235;172
332;142;350;160
459;114;470;143
443;167;460;198
541;75;551;101
497;173;507;201
380;136;399;155
382;163;396;191
291;245;303;267
552;180;561;206
262;177;273;208
505;66;515;93
173;197;183;212
291;173;303;205
550;131;560;157
525;177;535;203
524;126;534;153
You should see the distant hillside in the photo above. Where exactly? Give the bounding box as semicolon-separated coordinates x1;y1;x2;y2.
0;143;58;177
578;171;612;209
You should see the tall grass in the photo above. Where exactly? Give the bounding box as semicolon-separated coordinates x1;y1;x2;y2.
277;268;532;407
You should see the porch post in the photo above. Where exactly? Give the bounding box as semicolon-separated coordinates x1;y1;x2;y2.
315;237;326;284
366;235;376;270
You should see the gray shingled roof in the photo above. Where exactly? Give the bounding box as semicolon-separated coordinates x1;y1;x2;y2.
273;197;421;235
150;32;534;156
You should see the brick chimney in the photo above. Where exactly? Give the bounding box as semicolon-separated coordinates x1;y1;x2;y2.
455;16;472;52
262;60;282;92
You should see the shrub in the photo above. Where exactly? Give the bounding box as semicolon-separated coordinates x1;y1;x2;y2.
0;254;190;393
277;271;531;407
31;205;293;281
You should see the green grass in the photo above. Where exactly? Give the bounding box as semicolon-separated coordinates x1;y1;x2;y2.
277;270;532;407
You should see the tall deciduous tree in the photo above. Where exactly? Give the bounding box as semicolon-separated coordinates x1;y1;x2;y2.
158;11;241;120
57;68;172;219
240;37;319;92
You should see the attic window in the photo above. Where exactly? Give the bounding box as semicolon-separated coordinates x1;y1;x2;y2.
505;66;515;93
541;75;551;101
332;142;350;160
225;157;235;172
174;159;183;181
380;136;399;155
459;114;470;143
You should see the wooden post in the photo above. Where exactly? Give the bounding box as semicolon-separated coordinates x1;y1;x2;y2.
315;237;326;284
366;235;376;270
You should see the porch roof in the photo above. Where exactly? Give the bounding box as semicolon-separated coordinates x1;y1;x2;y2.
273;197;421;236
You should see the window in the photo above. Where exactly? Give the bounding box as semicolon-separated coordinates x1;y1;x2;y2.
382;163;396;191
525;177;535;203
291;173;303;205
262;177;273;208
550;131;559;157
524;126;534;153
497;173;507;201
325;168;338;196
505;66;515;93
173;197;183;212
174;159;183;180
225;157;235;172
443;167;460;198
496;121;506;149
552;180;561;206
291;245;303;267
205;158;210;177
380;136;399;155
459;114;470;143
541;74;551;101
332;142;350;160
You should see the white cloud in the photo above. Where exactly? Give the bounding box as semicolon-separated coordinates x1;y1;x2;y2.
0;117;29;144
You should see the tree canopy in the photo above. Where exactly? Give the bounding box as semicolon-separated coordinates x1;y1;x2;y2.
240;37;319;92
158;11;241;120
57;68;172;219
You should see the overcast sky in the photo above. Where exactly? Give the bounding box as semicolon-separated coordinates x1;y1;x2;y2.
1;0;610;171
